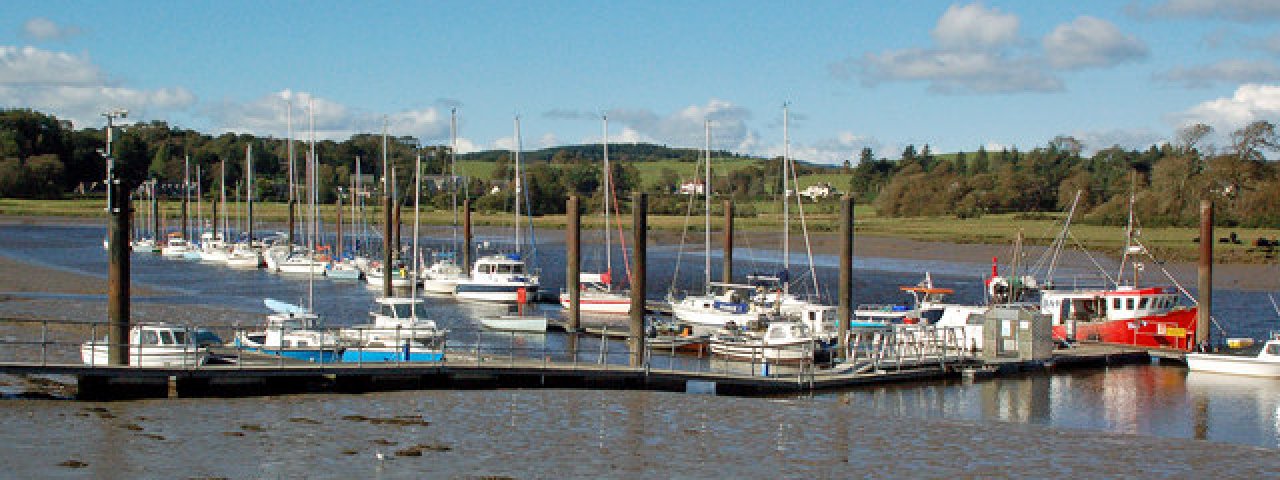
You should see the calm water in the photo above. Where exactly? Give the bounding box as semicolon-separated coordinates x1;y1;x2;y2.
2;223;1280;478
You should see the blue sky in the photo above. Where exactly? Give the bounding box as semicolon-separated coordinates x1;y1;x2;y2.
4;0;1280;163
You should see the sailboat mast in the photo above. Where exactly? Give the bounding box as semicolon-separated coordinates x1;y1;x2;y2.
704;120;711;292
412;153;422;308
183;156;190;239
307;100;316;311
782;103;790;295
603;115;612;280
514;116;522;254
195;165;202;242
246;144;254;245
450;108;459;255
287;100;295;247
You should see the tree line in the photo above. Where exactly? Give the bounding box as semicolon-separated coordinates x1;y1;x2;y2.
853;121;1280;227
3;108;1278;227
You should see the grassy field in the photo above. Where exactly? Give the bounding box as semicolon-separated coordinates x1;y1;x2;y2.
5;198;1277;263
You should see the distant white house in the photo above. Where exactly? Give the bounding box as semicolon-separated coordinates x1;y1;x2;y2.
679;180;705;195
798;183;837;200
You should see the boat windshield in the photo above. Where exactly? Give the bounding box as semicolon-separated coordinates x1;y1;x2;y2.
383;302;426;319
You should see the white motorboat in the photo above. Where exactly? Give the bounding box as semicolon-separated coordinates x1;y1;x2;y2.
275;250;326;275
160;233;192;257
479;314;548;333
197;232;230;262
340;297;443;344
233;299;343;363
1187;335;1280;377
225;242;262;268
131;237;159;253
326;258;363;280
709;321;818;364
454;253;539;302
365;262;414;288
421;258;467;294
81;323;210;367
340;297;446;362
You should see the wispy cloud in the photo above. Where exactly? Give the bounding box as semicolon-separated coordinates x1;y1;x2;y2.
0;45;194;128
1155;59;1280;88
21;18;81;41
1043;16;1148;69
832;3;1147;94
204;89;453;142
1130;0;1280;22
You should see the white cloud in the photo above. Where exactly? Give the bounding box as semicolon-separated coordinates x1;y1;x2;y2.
452;137;481;154
1134;0;1280;22
1072;128;1165;153
849;48;1062;94
0;45;194;128
761;131;881;165
606;99;756;150
21;18;81;41
537;132;559;148
205;89;451;142
0;46;99;85
1156;59;1280;87
1043;16;1148;69
1172;83;1280;133
932;3;1020;50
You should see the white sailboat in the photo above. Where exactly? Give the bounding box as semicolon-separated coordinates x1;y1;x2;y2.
81;323;210;367
560;115;631;314
454;116;540;302
162;158;194;257
421;108;469;294
670;120;763;329
274;108;324;275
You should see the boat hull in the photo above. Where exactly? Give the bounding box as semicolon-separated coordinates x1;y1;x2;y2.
1187;354;1280;377
1052;308;1198;350
558;292;631;314
709;340;814;364
479;315;547;332
455;283;539;303
80;344;208;367
421;278;460;294
341;347;443;363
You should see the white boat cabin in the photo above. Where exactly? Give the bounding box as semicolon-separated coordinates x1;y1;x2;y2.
1041;286;1183;325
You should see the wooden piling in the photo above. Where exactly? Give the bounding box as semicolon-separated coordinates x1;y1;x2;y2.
1197;199;1212;350
629;193;647;367
107;169;130;365
567;195;581;332
463;198;473;273
723;199;733;284
838;195;853;360
393;202;402;262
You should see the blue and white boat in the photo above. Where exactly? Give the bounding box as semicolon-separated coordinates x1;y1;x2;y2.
233;299;343;363
339;297;446;362
453;253;539;302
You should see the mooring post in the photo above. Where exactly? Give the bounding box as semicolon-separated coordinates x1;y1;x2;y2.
1197;199;1213;351
629;193;647;367
463;198;473;273
838;195;853;361
393;202;402;262
107;163;131;365
723;199;733;284
336;194;343;257
567;195;581;332
150;181;159;242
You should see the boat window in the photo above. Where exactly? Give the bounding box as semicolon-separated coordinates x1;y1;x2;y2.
282;340;293;347
141;330;160;345
513;264;525;274
173;331;188;345
1269;344;1280;355
1125;298;1134;310
159;331;175;345
1112;298;1121;310
1138;298;1149;309
297;340;310;347
497;264;512;274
